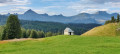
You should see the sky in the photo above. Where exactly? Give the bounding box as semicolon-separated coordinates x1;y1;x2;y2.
0;0;120;16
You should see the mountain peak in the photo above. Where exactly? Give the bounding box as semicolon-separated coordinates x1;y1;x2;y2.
95;11;108;15
24;9;37;14
53;14;63;17
59;14;63;16
78;13;89;15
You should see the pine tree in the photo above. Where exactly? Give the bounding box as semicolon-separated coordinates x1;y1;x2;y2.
26;29;31;37
22;28;27;38
37;31;45;38
6;14;22;39
111;16;115;23
117;14;120;22
41;31;45;38
45;32;53;37
29;30;38;38
1;27;8;40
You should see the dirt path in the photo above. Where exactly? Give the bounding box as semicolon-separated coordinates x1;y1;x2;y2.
0;38;33;44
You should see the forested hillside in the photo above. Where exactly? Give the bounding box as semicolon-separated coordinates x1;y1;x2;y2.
0;15;101;35
21;20;101;35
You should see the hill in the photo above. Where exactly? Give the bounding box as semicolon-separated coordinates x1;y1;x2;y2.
82;23;119;36
0;35;120;54
4;9;118;24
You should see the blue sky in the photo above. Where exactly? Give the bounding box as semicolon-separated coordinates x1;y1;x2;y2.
0;0;120;16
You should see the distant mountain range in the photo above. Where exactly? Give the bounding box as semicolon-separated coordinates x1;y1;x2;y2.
3;9;118;24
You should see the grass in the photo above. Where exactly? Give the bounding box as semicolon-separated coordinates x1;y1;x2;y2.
0;35;120;54
82;23;118;36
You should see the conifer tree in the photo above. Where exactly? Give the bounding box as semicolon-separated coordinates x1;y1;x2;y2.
111;16;115;23
6;14;21;39
29;30;38;38
45;32;52;37
26;29;31;37
37;31;45;38
41;31;45;38
22;29;27;38
117;14;120;22
1;28;8;40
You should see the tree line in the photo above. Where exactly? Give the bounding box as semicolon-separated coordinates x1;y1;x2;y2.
1;15;60;40
105;14;120;24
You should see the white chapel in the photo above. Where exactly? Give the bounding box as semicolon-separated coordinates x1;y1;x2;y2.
64;27;74;35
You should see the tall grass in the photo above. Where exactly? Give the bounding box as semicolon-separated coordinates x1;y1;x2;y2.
82;23;117;36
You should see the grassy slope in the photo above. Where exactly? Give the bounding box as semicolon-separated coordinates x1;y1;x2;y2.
82;23;117;36
0;35;120;54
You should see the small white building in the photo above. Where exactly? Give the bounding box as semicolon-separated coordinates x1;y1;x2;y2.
64;27;74;35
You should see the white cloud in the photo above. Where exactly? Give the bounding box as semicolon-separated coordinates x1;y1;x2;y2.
0;6;31;14
0;0;30;6
34;9;56;15
66;0;120;14
41;0;56;2
43;6;63;9
67;2;105;13
83;0;120;4
16;6;31;9
10;9;20;11
41;0;72;2
1;0;120;16
34;9;46;14
81;9;108;14
105;2;120;7
0;3;6;6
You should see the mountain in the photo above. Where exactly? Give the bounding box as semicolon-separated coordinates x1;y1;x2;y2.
0;15;8;25
24;9;38;15
4;9;118;24
95;11;109;15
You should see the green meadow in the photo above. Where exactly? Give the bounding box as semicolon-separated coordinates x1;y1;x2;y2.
0;35;120;54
